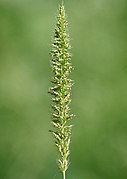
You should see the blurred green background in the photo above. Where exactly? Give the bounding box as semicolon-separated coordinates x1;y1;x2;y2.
0;0;127;178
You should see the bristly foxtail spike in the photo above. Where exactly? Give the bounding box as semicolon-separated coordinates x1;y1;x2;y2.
49;3;74;178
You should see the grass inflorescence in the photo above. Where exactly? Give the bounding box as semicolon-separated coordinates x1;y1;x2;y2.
49;3;74;179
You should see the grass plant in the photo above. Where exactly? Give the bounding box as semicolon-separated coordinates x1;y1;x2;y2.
49;3;74;179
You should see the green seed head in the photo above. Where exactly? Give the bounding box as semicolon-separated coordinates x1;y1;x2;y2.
49;3;74;174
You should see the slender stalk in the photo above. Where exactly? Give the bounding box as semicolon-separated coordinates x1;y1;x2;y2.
63;171;66;179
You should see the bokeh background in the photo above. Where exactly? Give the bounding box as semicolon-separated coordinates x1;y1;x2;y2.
0;0;127;178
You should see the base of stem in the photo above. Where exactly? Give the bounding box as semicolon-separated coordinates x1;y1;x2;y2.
63;171;66;179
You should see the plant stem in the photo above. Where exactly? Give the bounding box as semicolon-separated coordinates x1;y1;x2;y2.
63;171;66;179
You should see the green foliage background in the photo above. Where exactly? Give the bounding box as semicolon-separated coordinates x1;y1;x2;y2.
0;0;127;178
